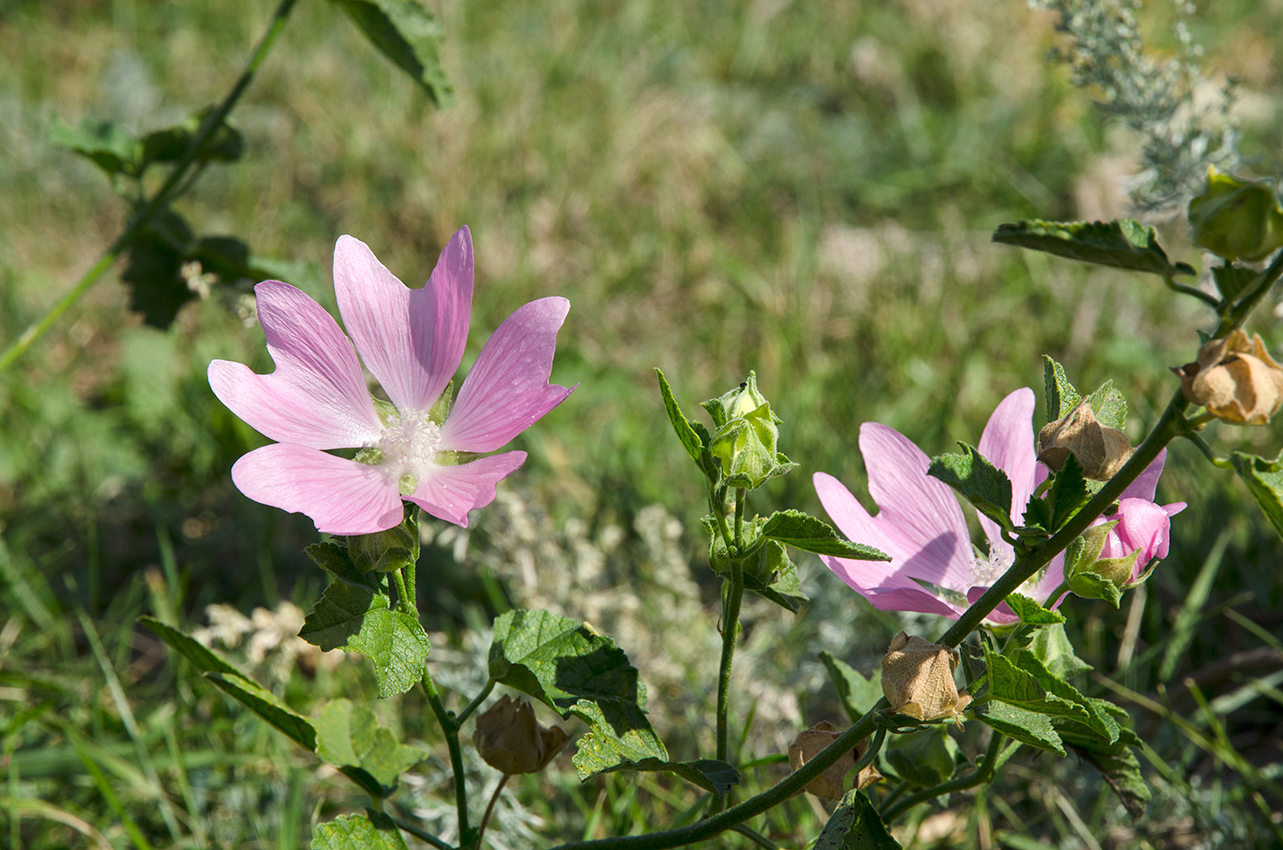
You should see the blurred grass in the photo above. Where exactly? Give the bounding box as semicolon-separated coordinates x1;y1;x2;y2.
1;0;1282;847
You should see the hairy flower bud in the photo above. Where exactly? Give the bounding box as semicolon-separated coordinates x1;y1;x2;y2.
787;721;881;799
1177;329;1283;425
1037;401;1133;480
1188;167;1283;263
474;695;569;775
701;372;796;490
881;632;971;728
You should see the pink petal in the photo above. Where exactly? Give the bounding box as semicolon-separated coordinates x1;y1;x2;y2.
1102;497;1176;566
209;281;382;449
231;444;404;535
1120;449;1168;502
814;471;934;591
860;584;965;618
976;388;1037;561
857;423;975;592
440;297;574;453
406;451;528;527
334;229;473;413
966;587;1020;624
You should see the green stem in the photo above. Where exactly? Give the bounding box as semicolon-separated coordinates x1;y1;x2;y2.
0;0;300;373
476;774;510;849
392;568;413;615
390;816;453;850
881;732;1007;822
456;679;496;727
715;555;745;769
546;707;882;850
1163;274;1221;309
733;487;746;549
422;668;471;840
1186;431;1232;468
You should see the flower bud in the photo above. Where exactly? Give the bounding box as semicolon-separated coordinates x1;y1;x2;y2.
1037;401;1133;480
1188;167;1283;263
787;720;881;799
701;373;795;490
474;695;569;775
1176;329;1283;425
346;504;420;572
881;632;971;728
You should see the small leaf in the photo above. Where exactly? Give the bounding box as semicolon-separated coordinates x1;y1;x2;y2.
588;757;739;795
569;700;669;779
205;672;317;751
742;546;809;614
815;789;903;850
1029;623;1093;680
1046;452;1090;532
1004;593;1065;626
49;116;140;178
1043;356;1082;423
974;700;1065;756
311;810;409;850
819;652;883;724
316;699;425;790
884;727;956;787
191;236;252;281
1229;451;1283;540
1084;380;1128;432
928;444;1013;532
993;219;1195;277
299;570;430;698
332;0;455;107
988;648;1118;742
655;368;707;465
1053;710;1148;818
122;209;198;329
761;510;890;560
1212;264;1258;302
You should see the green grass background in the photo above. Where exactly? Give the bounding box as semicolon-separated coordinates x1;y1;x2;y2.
1;0;1282;847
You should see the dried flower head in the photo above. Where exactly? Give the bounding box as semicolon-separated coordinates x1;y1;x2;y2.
1177;329;1283;425
473;695;569;775
1037;401;1133;480
787;720;881;799
881;632;971;728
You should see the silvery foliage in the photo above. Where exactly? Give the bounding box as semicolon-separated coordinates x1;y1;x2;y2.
1031;0;1240;212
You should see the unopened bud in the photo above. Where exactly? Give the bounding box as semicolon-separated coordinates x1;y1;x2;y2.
787;720;881;799
474;695;569;775
1188;166;1283;263
1177;329;1283;425
1037;401;1132;480
881;633;971;728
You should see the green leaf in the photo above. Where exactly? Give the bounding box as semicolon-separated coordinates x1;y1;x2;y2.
588;757;739;795
987;648;1118;742
883;727;956;787
992;219;1195;277
974;700;1065;756
741;545;809;614
656;368;708;465
49;116;140;178
139;615;242;677
205;672;317;751
1084;380;1128;432
122;209;197;329
569;700;669;780
928;443;1013;532
815;789;903;850
1004;593;1065;626
1043;356;1082;423
760;510;890;560
315;699;425;790
1052;708;1148;818
299;568;430;698
1029;623;1093;681
488;609;667;777
819;652;883;724
1046;452;1090;532
331;0;455;107
1229;451;1283;540
311;810;409;850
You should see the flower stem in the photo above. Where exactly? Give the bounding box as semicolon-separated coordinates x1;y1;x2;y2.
0;0;300;373
714;555;745;776
476;774;510;848
421;667;471;841
456;680;496;727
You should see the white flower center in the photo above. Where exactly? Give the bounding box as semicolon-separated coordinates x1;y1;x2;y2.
375;410;442;495
971;548;1043;597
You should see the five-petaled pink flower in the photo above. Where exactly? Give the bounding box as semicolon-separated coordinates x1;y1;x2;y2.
814;389;1185;623
209;227;574;535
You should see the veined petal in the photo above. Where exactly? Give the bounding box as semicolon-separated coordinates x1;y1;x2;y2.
1103;497;1179;565
1120;448;1168;502
441;297;574;452
406;451;528;527
334;229;473;413
209;281;382;449
976;388;1037;561
231;444;404;535
857;423;976;591
814;472;936;590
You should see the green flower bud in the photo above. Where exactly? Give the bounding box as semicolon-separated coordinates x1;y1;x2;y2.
701;373;796;490
347;504;419;572
1064;521;1138;606
1188;167;1283;263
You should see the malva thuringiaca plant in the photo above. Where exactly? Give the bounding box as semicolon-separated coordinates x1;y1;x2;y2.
132;161;1283;849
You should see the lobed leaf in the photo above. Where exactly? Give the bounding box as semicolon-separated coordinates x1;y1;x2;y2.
993;218;1195;277
1229;451;1283;541
928;444;1013;532
761;510;890;560
315;699;425;790
311;810;409;850
1004;593;1065;626
569;700;669;780
974;700;1065;756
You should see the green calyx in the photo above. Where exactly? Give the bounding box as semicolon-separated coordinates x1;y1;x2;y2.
701;372;796;490
1188;167;1283;263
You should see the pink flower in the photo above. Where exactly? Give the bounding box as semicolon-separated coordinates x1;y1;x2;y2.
814;389;1185;623
209;227;574;535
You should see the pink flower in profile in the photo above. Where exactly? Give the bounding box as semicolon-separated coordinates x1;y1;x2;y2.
209;227;574;535
814;389;1185;623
